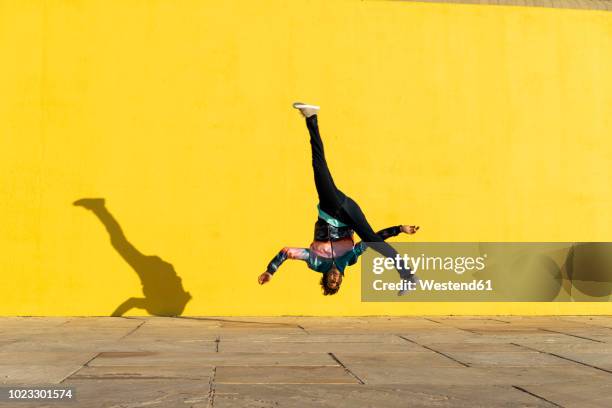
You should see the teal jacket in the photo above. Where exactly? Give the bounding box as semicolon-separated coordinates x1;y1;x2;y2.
266;207;402;275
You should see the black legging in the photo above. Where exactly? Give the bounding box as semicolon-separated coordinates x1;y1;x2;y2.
306;115;410;276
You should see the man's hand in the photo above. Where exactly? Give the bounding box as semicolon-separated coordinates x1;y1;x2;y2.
258;272;272;285
401;225;420;235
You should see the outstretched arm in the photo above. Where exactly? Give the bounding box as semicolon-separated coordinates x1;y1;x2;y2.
259;247;310;284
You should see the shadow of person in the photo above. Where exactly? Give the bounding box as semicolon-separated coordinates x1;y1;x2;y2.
74;198;192;316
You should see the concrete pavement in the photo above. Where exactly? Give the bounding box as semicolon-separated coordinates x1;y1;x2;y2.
0;316;611;407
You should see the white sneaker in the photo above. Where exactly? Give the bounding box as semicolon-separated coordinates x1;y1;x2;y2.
293;102;320;118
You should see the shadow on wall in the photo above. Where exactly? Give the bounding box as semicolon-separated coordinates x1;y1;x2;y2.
566;243;612;301
73;198;192;316
475;243;611;301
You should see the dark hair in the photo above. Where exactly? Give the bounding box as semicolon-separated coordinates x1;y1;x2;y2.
320;270;342;296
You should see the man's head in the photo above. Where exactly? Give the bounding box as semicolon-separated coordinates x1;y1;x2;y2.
320;266;343;296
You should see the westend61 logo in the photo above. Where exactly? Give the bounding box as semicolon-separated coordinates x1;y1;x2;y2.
360;242;612;302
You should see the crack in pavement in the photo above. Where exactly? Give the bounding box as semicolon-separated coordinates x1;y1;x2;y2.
511;342;612;374
328;352;365;384
398;335;470;367
512;385;564;407
119;320;146;340
207;366;217;408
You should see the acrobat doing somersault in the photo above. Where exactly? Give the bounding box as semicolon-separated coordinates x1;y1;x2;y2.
258;103;420;296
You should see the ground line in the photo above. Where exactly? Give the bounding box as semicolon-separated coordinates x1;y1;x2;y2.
59;352;100;383
539;328;605;343
398;335;470;367
328;352;365;384
207;366;217;408
512;385;564;407
511;343;612;374
119;320;146;340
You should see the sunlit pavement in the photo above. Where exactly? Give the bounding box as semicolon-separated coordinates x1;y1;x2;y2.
1;316;611;407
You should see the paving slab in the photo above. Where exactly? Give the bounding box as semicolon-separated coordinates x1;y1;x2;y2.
2;329;135;342
425;342;527;352
0;364;82;384
560;316;612;329
26;328;135;337
442;351;575;367
0;328;83;342
397;328;484;344
2;337;218;353
115;338;218;352
498;317;597;330
219;341;425;353
171;318;306;334
61;317;145;328
522;351;612;371
0;351;96;366
219;333;406;343
411;332;602;345
513;341;612;354
124;326;220;338
343;365;610;385
214;329;308;336
0;317;69;328
175;317;317;332
53;379;207;408
89;351;337;367
0;341;16;350
135;317;220;328
333;351;465;369
430;317;513;327
212;384;551;407
519;379;612;408
539;328;612;343
215;366;359;384
281;317;442;334
301;323;442;333
86;351;220;367
468;327;544;334
1;339;129;352
216;333;309;342
70;365;212;380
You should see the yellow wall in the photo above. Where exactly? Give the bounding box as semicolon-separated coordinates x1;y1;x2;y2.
1;0;610;316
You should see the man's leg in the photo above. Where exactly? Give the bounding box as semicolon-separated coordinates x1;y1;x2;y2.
341;197;411;277
306;115;347;216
